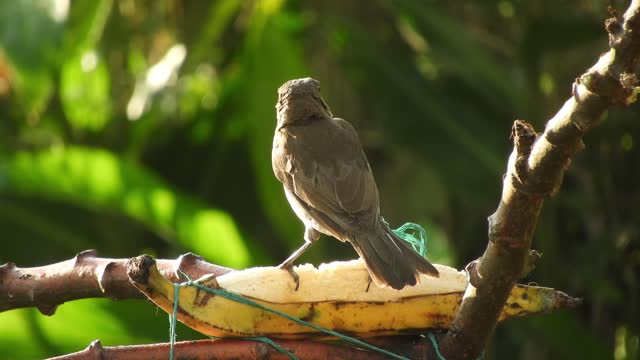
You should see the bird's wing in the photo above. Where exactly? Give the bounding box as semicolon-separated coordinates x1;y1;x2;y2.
283;187;348;241
273;118;379;235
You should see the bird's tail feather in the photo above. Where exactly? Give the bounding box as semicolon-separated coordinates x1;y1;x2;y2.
352;222;439;290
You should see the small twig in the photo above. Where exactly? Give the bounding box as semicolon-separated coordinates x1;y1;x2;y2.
439;2;640;359
0;250;233;315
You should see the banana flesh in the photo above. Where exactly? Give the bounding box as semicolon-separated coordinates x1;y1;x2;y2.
127;255;579;339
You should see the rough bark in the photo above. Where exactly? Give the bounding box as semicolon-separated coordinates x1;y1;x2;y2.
47;337;435;360
0;250;232;315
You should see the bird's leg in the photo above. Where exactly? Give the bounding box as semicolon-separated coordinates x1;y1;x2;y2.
278;227;321;290
365;276;373;292
278;244;312;290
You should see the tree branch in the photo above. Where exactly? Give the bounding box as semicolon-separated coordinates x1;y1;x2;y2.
439;2;640;359
47;337;436;360
0;250;232;315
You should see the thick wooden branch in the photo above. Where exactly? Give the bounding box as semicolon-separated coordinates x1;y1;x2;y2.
47;337;434;360
0;250;232;315
439;2;640;359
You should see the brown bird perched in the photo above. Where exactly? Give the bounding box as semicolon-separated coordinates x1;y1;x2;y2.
272;77;439;290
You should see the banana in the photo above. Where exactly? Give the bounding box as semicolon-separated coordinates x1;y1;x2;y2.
127;255;579;339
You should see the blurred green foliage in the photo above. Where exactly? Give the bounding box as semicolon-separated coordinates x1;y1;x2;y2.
0;0;638;359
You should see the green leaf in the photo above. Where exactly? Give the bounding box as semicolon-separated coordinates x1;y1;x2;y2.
5;65;55;120
60;51;111;132
0;308;46;359
62;0;113;58
0;146;250;268
188;0;244;67
0;0;64;117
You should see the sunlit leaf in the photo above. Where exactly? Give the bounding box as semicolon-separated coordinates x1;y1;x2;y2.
0;308;43;359
60;51;111;132
0;146;250;267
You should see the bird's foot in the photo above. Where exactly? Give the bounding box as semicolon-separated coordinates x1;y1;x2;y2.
279;261;300;291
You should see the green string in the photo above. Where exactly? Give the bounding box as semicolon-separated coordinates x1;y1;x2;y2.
243;337;297;359
428;333;446;360
170;273;410;360
169;284;179;359
213;336;299;360
392;222;428;257
427;333;485;360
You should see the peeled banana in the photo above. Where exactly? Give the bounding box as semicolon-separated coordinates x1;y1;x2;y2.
127;255;579;339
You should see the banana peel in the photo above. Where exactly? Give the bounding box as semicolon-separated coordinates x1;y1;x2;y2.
127;255;579;339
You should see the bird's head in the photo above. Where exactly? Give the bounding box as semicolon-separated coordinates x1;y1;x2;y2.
276;77;332;128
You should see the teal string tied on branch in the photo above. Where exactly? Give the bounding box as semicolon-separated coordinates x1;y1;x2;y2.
428;332;447;360
169;284;180;360
392;222;429;257
427;333;485;360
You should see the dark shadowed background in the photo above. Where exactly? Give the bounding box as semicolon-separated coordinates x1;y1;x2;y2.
0;1;638;359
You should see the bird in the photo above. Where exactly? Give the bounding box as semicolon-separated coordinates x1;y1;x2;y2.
271;77;439;290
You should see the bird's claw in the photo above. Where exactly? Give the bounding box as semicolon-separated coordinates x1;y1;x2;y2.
279;262;300;291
